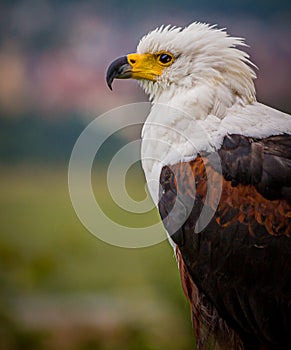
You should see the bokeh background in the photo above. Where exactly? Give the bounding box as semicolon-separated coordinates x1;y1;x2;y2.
0;1;290;349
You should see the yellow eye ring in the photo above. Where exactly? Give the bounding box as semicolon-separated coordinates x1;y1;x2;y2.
157;52;174;65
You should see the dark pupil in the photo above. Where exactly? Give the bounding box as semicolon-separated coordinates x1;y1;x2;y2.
159;54;172;64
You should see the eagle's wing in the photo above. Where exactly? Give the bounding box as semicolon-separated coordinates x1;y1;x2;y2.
159;132;291;349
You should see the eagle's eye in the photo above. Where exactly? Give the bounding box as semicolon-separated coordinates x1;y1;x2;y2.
157;52;174;65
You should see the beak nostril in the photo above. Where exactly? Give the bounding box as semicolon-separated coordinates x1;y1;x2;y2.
129;59;136;64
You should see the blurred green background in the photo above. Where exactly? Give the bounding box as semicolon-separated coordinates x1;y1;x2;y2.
0;1;290;349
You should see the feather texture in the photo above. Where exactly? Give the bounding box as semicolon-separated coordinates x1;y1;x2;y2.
158;134;291;349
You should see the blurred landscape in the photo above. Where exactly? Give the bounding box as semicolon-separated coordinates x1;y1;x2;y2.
0;1;291;349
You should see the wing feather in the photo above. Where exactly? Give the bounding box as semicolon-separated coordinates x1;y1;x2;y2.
159;133;291;349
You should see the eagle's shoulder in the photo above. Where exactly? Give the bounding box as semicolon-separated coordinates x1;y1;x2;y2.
159;133;291;238
219;133;291;202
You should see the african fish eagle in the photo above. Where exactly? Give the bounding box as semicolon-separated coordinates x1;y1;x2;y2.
106;22;291;349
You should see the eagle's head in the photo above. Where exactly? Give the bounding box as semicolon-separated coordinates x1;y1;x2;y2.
106;23;260;203
107;22;256;107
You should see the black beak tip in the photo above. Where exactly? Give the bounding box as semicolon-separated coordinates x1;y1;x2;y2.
106;72;114;90
107;81;113;91
106;55;130;91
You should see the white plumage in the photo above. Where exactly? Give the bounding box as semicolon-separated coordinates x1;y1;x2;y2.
138;23;291;204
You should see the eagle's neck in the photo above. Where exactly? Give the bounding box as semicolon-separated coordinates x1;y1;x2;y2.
151;74;255;118
140;79;256;204
141;85;225;203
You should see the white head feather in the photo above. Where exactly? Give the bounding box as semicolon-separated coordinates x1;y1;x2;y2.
137;22;256;110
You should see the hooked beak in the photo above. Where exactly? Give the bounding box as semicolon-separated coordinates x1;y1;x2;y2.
106;56;132;90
